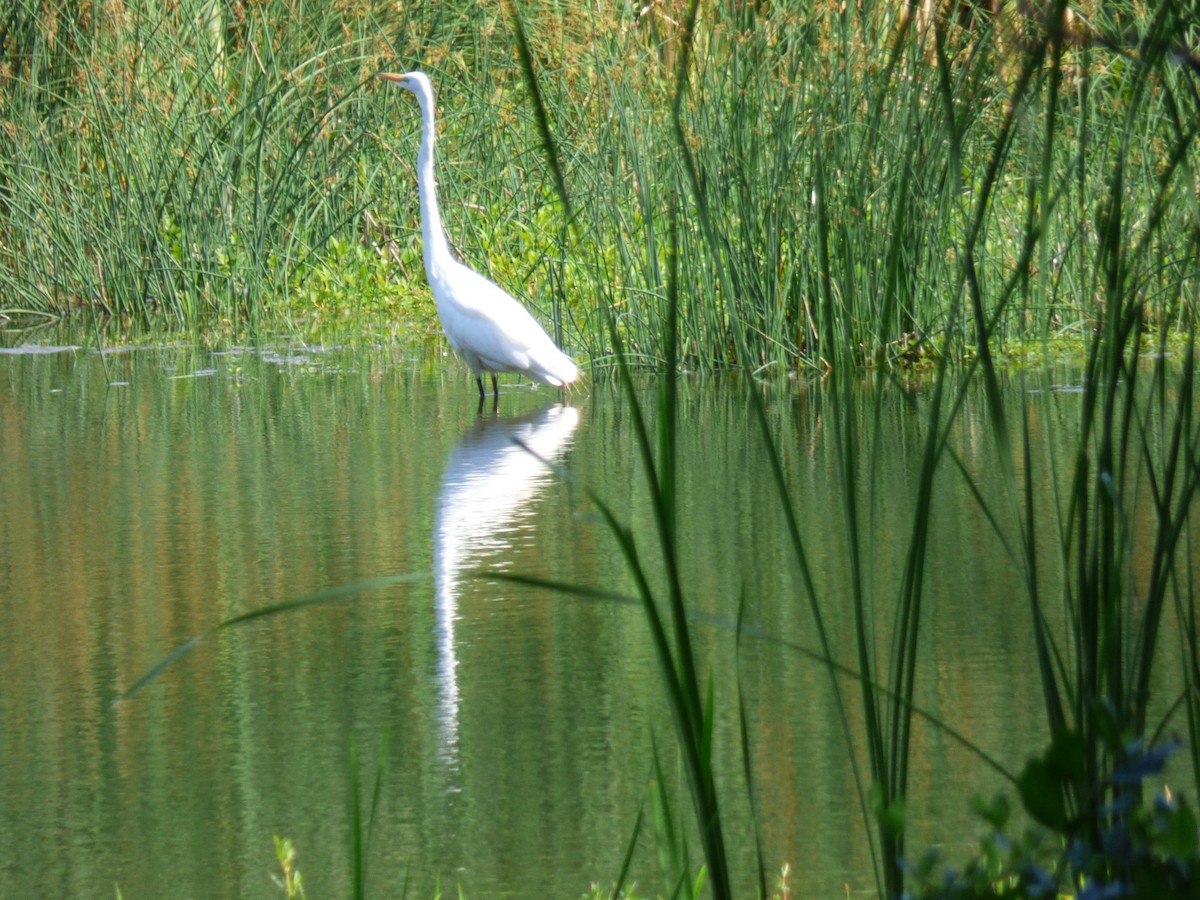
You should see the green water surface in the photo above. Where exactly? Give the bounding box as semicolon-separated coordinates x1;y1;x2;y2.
0;342;1190;897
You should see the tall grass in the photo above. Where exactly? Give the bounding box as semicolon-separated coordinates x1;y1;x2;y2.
0;0;409;326
524;0;1198;371
942;7;1200;888
3;1;1197;371
508;1;1200;897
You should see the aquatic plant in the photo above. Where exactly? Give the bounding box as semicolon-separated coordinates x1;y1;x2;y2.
272;835;307;900
508;1;1200;896
2;1;1196;373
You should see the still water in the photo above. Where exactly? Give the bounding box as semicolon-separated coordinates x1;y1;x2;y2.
0;342;1190;897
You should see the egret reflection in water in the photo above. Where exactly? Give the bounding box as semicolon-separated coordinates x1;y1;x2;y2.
432;403;580;761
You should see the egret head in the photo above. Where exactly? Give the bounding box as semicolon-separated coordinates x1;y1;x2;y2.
377;70;434;106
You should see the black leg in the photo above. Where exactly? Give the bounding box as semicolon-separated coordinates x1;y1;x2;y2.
476;375;486;400
490;373;499;398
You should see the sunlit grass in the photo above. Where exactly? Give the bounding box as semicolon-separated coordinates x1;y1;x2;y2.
2;1;1196;375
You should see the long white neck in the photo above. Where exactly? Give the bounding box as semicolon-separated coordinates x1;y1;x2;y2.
413;91;453;279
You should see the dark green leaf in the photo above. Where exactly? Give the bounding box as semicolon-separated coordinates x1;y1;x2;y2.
1018;758;1069;831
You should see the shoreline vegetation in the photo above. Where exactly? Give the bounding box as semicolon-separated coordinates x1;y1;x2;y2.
0;1;1194;371
8;1;1200;898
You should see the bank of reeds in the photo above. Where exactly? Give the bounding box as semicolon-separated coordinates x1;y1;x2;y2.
1;0;401;327
3;2;1197;372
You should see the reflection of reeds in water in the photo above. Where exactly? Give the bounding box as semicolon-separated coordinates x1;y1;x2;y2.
432;404;580;763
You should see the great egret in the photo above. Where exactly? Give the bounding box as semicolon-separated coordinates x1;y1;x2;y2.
378;70;580;402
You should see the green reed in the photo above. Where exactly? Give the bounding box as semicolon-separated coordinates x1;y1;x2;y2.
0;0;408;326
977;10;1200;882
473;2;1196;373
509;2;1200;897
932;5;1200;882
4;1;1196;368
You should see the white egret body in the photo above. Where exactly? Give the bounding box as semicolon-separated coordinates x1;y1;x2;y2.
378;71;580;400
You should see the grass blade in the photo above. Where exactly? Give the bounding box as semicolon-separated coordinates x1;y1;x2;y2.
116;574;427;704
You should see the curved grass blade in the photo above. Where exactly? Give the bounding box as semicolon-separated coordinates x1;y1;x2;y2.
116;573;428;705
612;801;644;900
117;636;205;706
482;571;639;609
744;384;882;888
734;591;768;900
497;549;1017;786
350;726;391;900
506;0;572;222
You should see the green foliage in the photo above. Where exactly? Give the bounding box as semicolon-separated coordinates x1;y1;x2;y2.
282;235;428;335
2;1;1196;371
888;7;1200;896
0;0;406;328
273;836;306;899
911;742;1200;899
508;3;1200;896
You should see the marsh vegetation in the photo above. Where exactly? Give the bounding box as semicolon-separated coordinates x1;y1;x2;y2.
2;1;1199;897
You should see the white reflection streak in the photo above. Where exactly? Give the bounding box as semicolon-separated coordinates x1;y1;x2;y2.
432;404;580;764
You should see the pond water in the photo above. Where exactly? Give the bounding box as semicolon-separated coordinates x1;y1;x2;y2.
0;341;1192;897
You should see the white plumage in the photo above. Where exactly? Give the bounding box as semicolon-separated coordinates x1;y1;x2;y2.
378;70;580;400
